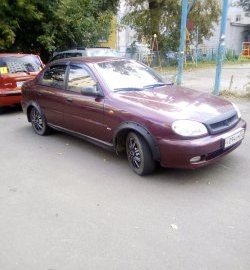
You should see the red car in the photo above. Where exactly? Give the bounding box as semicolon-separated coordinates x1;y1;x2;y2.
0;53;43;111
21;57;246;175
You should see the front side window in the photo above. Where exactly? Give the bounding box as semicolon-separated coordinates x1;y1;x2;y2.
67;65;96;94
40;65;67;88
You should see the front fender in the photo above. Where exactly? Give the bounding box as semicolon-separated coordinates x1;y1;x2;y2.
25;101;44;123
113;121;160;161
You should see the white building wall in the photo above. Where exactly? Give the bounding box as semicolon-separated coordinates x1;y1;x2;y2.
203;3;250;55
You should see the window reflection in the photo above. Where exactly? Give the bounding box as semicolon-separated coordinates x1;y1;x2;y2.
41;65;67;88
0;55;42;73
67;66;96;93
95;60;163;91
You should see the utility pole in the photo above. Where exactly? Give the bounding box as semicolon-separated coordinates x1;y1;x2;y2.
214;0;229;95
177;0;188;85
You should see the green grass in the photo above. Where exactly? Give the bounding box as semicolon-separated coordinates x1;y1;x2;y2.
220;89;250;99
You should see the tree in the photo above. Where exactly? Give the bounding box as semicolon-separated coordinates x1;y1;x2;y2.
38;0;116;52
0;0;43;49
122;0;221;51
0;0;119;60
239;0;250;11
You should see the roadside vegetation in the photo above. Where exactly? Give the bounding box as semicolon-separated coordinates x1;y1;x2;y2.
0;0;221;61
0;0;119;60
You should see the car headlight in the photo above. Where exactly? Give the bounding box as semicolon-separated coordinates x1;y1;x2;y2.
232;102;241;119
172;120;208;137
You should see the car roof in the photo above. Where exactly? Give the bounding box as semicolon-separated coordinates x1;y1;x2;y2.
53;47;113;55
51;56;126;65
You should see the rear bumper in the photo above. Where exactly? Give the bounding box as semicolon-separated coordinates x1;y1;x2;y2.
158;119;247;169
0;90;21;107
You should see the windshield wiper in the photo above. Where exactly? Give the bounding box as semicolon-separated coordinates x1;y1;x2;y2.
113;87;144;92
143;82;173;89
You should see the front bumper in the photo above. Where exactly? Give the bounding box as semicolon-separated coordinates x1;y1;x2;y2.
158;119;247;169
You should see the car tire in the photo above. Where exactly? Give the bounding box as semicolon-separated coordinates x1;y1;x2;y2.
126;132;156;175
30;107;51;136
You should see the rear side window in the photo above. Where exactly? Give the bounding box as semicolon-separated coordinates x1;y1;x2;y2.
40;65;67;88
51;54;65;61
65;53;83;58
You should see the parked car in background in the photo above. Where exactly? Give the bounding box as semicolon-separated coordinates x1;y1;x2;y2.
0;53;43;111
21;57;246;175
48;47;120;63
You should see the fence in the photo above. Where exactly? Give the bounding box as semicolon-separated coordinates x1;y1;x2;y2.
123;47;242;68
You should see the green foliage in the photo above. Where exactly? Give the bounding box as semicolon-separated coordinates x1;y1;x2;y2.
0;0;43;49
122;0;221;51
0;0;119;59
39;0;115;52
188;0;221;45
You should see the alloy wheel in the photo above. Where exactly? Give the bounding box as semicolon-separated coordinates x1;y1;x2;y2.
127;137;142;169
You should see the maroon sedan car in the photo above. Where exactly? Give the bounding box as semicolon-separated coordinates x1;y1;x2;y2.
21;57;246;175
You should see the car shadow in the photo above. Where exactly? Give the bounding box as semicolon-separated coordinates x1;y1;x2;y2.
0;105;22;115
19;124;237;187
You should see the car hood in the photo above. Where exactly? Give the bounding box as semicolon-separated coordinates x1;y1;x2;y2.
114;85;235;123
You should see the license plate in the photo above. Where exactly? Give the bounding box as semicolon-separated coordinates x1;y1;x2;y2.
16;81;24;88
224;128;245;149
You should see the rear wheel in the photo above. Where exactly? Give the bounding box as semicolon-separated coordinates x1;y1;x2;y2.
30;107;50;136
126;132;156;175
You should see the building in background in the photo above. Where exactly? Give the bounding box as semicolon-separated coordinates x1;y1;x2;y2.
98;16;118;49
98;1;136;53
203;0;250;55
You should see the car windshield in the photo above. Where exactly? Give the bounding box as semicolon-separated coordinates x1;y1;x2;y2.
95;60;166;92
0;55;42;74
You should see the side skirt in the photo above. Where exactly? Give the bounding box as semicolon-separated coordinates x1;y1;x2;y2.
48;123;114;152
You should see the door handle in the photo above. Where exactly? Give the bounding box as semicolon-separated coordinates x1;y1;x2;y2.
38;91;42;96
66;97;73;103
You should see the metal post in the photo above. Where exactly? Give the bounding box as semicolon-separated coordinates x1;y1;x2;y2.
214;0;229;95
177;0;188;85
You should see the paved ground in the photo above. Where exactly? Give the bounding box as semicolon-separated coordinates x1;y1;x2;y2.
164;62;250;96
0;88;250;269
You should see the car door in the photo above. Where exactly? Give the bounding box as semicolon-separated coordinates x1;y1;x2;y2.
63;64;106;141
36;64;68;127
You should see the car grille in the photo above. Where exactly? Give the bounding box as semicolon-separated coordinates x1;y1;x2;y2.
206;113;239;135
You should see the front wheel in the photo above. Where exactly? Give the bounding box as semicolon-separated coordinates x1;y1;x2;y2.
126;132;156;175
30;107;51;136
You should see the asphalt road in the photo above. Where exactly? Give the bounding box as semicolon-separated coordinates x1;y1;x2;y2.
165;63;250;96
0;99;250;270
